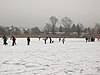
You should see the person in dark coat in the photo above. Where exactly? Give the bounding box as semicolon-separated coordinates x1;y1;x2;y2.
59;38;61;42
11;35;16;46
49;37;52;43
27;37;30;45
85;37;88;43
91;37;95;42
62;38;65;44
43;37;47;44
2;35;8;45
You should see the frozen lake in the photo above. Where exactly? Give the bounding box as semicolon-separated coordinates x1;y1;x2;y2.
0;38;100;75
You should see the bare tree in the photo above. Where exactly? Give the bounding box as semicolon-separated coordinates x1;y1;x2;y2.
76;23;84;37
49;16;58;34
87;27;91;36
94;23;100;36
23;29;30;34
71;24;77;32
61;17;73;35
59;25;64;32
0;25;5;36
43;23;52;34
13;27;21;35
31;27;41;34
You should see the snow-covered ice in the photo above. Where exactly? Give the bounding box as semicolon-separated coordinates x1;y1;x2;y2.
0;38;100;75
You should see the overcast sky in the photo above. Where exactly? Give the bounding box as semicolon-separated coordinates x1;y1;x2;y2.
0;0;100;29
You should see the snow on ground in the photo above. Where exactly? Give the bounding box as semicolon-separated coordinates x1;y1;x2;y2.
0;38;100;75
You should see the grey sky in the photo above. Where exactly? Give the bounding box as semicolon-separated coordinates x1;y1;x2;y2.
0;0;100;29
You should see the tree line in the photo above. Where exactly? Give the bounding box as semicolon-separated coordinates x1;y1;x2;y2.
0;16;100;37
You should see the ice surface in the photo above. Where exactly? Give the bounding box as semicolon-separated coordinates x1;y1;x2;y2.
0;38;100;75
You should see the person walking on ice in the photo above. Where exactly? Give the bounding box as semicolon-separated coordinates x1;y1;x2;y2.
85;37;88;43
49;37;52;43
27;37;30;45
62;37;65;44
10;35;16;46
2;35;8;45
59;38;61;42
43;37;48;44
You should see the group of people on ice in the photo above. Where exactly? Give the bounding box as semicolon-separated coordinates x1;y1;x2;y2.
42;37;65;44
2;35;65;46
3;35;98;46
59;37;65;44
2;35;16;46
42;37;54;44
85;37;95;43
27;37;65;45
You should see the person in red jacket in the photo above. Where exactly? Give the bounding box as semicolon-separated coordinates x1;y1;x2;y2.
11;35;16;46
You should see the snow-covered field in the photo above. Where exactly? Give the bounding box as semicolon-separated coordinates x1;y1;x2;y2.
0;38;100;75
